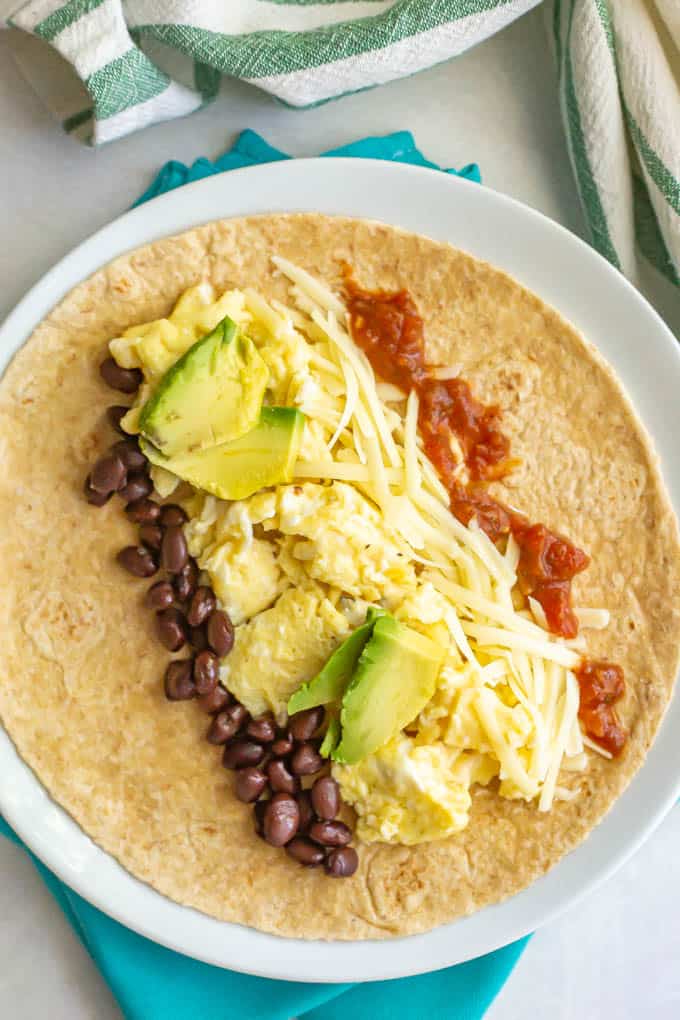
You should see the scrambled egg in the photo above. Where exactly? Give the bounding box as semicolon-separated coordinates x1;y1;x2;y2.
185;477;419;622
394;581;459;650
416;660;538;800
110;285;251;383
183;492;283;625
267;482;417;604
220;585;351;721
333;735;495;844
253;310;310;406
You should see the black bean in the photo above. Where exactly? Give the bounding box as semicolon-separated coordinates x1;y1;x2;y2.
206;610;234;657
120;473;154;505
187;586;216;628
188;625;208;651
174;561;199;602
263;792;299;847
308;820;352;847
266;759;299;795
246;714;277;743
234;767;268;803
111;439;147;472
207;703;247;744
155;608;187;651
125;497;160;524
227;702;249;730
296;790;314;833
254;798;268;836
164;659;195;701
99;357;143;393
198;685;231;714
286;837;325;867
84;474;112;506
325;846;358;878
289;706;325;742
146;580;174;611
193;649;219;695
90;453;126;494
139;523;163;552
290;742;323;776
106;405;129;434
311;776;340;820
161;525;188;573
271;732;294;757
117;546;157;577
159;504;187;527
222;740;264;770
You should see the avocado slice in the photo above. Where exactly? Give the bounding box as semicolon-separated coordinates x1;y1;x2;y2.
141;406;305;501
138;316;268;457
287;606;385;716
332;615;445;765
319;716;341;758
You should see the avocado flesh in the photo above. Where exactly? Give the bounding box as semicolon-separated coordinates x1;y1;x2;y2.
141;406;305;501
287;606;385;715
319;716;341;758
138;316;268;457
332;615;445;765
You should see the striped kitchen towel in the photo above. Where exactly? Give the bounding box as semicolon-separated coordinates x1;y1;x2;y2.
4;1;540;142
4;0;680;287
551;1;680;287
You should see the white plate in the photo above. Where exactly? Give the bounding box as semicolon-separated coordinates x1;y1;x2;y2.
1;159;679;983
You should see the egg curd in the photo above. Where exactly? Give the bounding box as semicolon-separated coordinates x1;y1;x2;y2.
109;258;610;846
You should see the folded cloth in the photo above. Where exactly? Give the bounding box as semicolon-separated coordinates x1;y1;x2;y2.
549;0;680;287
0;129;528;1020
5;0;540;145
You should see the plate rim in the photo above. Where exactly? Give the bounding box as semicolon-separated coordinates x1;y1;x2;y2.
1;157;679;982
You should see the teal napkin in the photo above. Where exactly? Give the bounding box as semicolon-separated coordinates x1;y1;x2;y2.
133;129;481;207
0;130;526;1020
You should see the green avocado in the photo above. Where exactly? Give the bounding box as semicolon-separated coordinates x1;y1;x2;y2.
141;406;305;501
287;606;385;716
332;615;445;765
319;716;341;759
138;316;268;457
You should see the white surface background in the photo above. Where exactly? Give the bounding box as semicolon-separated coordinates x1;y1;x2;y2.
0;8;678;1019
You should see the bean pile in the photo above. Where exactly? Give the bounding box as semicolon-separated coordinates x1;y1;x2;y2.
85;357;359;879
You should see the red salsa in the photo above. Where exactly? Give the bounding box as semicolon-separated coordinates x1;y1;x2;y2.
344;270;626;754
575;661;627;756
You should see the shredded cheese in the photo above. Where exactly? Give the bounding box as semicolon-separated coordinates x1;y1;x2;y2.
429;364;461;380
427;573;554;639
273;255;346;317
504;533;521;573
377;381;406;402
575;608;611;630
311;309;403;470
528;595;549;630
460;621;581;669
539;671;579;811
294;462;403;484
328;352;359;452
404;389;421;500
582;734;613;759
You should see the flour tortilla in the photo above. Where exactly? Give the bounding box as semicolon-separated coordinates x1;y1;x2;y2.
0;214;678;940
